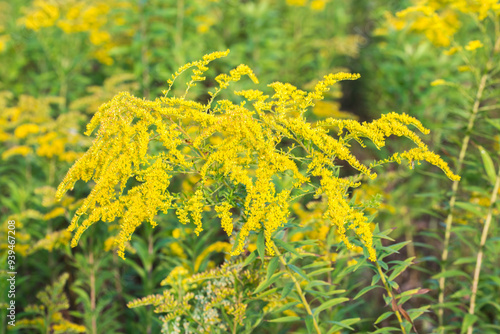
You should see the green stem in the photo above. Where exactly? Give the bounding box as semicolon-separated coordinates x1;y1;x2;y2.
466;165;500;334
375;262;407;334
88;251;97;334
273;245;322;334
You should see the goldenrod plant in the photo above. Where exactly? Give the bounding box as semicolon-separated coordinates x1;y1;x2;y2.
56;50;459;333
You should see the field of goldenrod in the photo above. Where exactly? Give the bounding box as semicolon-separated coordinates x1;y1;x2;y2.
1;1;499;333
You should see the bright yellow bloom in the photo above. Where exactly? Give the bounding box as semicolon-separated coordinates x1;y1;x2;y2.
465;40;483;51
431;79;446;86
14;123;40;139
310;0;327;11
21;0;59;31
215;202;234;236
287;0;307;6
2;145;32;159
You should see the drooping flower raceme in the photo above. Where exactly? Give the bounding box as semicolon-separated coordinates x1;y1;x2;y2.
57;50;459;261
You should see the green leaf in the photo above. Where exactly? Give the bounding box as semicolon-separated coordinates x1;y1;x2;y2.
274;238;302;258
387;240;411;253
314;297;349;316
305;315;315;334
267;257;279;281
432;270;470;280
272;301;300;314
303;261;331;269
375;311;394;324
242;251;257;267
268;316;301;323
373;228;396;241
255;288;279;299
461;314;478;334
326;318;360;333
325;289;346;296
288;264;310;282
478;145;497;186
388;258;414;281
407;305;430;320
452;257;477;265
253;272;283;295
305;280;330;291
455;201;484;217
371;327;400;333
353;285;381;300
309;267;334;277
281;282;294;299
257;231;265;262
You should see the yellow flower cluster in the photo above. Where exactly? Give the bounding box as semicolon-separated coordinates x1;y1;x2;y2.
215;202;234;236
386;0;500;47
0;93;88;163
58;50;459;262
19;0;129;65
20;0;59;31
286;0;329;11
465;39;483;51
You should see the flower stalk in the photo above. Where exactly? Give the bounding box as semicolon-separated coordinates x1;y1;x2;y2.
375;262;407;334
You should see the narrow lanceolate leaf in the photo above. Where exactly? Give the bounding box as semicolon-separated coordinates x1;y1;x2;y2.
388;257;415;281
274;238;302;258
242;251;257;267
257;231;265;261
455;201;484;217
287;264;310;281
281;282;294;299
375;311;394;324
309;267;334;277
272;301;299;314
314;297;349;316
305;315;315;334
266;257;279;280
353;285;381;300
461;314;478;334
432;270;469;280
268;316;301;323
478;145;496;186
253;272;283;295
325;318;360;333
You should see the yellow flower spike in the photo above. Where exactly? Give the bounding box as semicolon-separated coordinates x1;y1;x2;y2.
215;202;234;236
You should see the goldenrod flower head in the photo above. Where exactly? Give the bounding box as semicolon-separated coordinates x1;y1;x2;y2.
465;39;483;51
2;145;32;159
14;123;40;139
431;79;446;86
20;0;59;31
286;0;307;6
310;0;327;11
